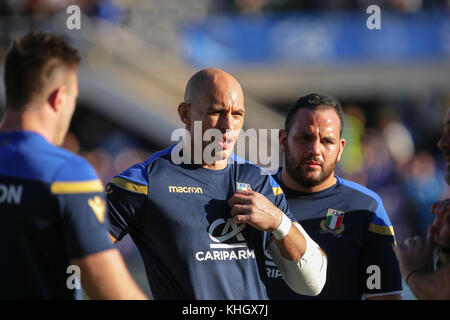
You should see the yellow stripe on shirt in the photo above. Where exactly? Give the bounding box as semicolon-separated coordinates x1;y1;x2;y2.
272;187;284;196
111;177;148;195
368;223;395;236
51;179;104;194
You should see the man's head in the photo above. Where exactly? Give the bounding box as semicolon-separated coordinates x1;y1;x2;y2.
438;109;450;185
280;93;346;192
3;32;81;145
178;68;245;164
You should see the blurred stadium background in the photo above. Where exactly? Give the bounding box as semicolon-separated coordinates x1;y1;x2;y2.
1;0;450;300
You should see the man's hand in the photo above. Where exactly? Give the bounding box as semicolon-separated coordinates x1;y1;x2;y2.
430;199;450;248
394;229;435;281
227;190;282;232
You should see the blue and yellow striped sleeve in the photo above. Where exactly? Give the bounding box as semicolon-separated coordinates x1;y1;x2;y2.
106;162;149;241
362;197;402;297
52;155;113;260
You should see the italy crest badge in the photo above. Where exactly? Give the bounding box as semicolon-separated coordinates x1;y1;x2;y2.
320;208;345;237
236;182;252;192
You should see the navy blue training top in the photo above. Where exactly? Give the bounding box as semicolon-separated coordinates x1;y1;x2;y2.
265;171;402;300
107;145;295;300
0;131;114;299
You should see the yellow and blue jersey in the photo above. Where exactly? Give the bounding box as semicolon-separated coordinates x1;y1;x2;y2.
107;145;295;299
265;172;402;299
0;131;113;299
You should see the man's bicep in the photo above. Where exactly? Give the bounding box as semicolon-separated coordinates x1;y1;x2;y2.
362;231;403;297
55;191;114;260
106;182;147;241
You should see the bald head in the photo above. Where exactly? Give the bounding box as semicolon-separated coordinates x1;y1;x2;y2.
178;68;245;167
184;68;244;108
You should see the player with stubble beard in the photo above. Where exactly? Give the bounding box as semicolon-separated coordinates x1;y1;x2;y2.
265;93;402;300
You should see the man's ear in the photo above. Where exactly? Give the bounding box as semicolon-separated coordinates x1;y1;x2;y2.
279;129;287;153
337;138;346;162
48;86;66;112
178;102;191;125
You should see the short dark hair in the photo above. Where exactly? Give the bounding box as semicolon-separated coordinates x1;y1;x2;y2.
3;32;81;110
284;93;344;136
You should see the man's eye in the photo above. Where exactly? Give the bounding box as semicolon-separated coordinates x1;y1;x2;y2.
294;135;309;141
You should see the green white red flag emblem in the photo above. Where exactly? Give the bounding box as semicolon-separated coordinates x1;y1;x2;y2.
325;208;345;230
236;182;252;192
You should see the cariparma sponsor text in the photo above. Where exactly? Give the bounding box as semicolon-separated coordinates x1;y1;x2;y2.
195;248;255;261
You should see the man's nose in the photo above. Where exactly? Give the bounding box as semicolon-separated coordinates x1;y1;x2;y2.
438;132;450;151
309;137;321;156
218;114;233;131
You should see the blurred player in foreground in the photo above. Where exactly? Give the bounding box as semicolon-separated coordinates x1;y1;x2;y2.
265;94;402;299
0;32;146;299
106;68;327;299
395;108;450;299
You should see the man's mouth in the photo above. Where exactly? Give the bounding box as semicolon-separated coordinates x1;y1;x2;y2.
303;160;322;168
219;136;234;150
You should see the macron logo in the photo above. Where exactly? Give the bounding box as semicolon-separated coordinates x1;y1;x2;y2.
168;186;203;194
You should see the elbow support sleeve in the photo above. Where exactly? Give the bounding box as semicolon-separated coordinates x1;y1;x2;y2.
267;222;327;296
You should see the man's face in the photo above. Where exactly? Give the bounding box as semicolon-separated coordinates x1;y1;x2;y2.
55;71;78;146
188;80;245;161
282;108;345;189
437;109;450;185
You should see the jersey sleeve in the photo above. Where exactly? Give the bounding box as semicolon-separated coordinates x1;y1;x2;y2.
51;155;114;260
361;199;403;298
106;162;149;241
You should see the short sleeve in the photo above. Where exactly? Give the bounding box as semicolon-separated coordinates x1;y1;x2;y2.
51;155;114;260
106;163;149;241
361;201;403;297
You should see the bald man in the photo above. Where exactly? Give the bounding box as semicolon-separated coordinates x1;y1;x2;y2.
106;68;327;299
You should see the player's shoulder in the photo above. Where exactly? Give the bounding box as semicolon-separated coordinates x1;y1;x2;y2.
54;148;98;180
0;131;99;186
50;147;104;195
337;176;393;231
109;145;174;195
337;176;383;209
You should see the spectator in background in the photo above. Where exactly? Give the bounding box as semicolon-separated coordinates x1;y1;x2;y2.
403;151;446;235
395;108;450;300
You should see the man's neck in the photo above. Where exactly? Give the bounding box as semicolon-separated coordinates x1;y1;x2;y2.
201;159;228;170
280;168;337;193
0;109;54;144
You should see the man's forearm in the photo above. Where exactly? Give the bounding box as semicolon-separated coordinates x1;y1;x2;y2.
273;219;306;261
407;265;450;300
268;222;327;296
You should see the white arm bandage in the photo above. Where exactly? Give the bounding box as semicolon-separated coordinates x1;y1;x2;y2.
267;222;327;296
